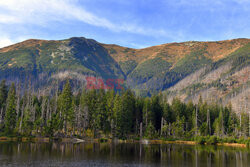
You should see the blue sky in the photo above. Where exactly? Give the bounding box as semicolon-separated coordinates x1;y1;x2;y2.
0;0;249;48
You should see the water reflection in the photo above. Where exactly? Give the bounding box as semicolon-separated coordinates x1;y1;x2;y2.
0;142;249;167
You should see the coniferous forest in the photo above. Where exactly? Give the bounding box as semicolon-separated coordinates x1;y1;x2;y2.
0;79;249;144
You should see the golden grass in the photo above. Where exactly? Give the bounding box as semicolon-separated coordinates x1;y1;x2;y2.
102;38;250;65
218;143;246;148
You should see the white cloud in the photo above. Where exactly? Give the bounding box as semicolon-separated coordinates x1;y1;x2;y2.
0;14;20;23
0;0;178;39
0;37;14;48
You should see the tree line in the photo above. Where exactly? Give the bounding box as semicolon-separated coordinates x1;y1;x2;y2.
0;80;249;140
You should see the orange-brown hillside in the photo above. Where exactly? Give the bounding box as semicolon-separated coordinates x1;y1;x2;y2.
102;38;249;64
0;37;249;112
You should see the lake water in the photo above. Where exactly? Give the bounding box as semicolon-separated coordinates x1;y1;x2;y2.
0;142;249;167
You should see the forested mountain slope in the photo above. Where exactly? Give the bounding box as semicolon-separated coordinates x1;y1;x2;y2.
0;37;249;112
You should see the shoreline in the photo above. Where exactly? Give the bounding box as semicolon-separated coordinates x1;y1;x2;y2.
0;137;248;148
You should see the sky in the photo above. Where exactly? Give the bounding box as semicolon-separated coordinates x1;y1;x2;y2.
0;0;249;48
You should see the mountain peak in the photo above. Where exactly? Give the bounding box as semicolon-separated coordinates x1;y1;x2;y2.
0;37;249;113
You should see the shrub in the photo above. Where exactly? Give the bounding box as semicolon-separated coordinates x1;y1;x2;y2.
85;129;94;138
236;137;245;144
223;137;236;143
236;137;250;145
133;137;140;141
99;138;108;143
207;136;219;145
195;136;206;145
164;138;177;141
246;140;250;148
144;122;157;139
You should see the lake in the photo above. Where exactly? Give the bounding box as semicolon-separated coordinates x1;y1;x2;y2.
0;142;249;167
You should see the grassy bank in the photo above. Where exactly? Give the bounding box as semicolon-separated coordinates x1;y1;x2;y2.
0;136;249;148
193;136;250;147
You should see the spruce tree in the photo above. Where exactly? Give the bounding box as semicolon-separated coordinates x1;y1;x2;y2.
214;108;224;137
113;93;122;137
4;83;17;134
58;80;73;135
151;95;163;131
79;89;89;133
143;98;152;129
0;80;8;109
0;80;8;129
116;90;135;139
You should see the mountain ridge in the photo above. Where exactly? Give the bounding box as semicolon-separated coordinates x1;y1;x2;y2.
0;37;249;113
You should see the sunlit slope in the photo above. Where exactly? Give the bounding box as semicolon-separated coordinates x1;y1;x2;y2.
0;37;125;82
0;37;249;111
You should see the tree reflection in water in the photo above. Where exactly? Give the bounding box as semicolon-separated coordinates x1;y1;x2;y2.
0;142;249;167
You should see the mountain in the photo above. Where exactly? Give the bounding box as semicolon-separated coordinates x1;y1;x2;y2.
0;37;249;112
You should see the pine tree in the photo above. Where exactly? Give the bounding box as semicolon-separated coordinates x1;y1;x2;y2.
85;89;97;130
105;89;115;132
151;95;163;131
0;80;8;129
45;113;61;137
79;89;89;135
93;89;108;136
145;121;156;139
240;112;249;137
171;98;186;121
191;108;198;136
143;98;151;129
171;116;185;138
214;107;224;137
22;106;33;136
0;80;8;110
113;93;122;137
185;101;195;132
58;80;73;136
118;90;135;138
4;83;17;134
134;97;143;135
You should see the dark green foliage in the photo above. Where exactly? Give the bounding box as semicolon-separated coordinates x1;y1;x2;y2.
207;43;250;76
4;83;16;134
145;122;156;139
45;113;61;137
195;136;219;145
0;80;8;110
0;38;249;96
195;136;206;145
115;90;135;139
119;60;137;75
57;80;73;135
0;80;248;142
0;37;125;85
164;49;211;88
99;138;108;143
206;136;219;145
222;137;236;143
129;57;171;82
150;95;163;130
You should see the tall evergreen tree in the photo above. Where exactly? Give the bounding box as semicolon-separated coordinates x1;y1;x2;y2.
79;89;89;134
214;107;224;137
4;83;17;134
151;95;163;131
58;80;73;135
113;93;122;137
0;80;8;129
105;89;115;132
143;98;152;129
0;80;8;109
